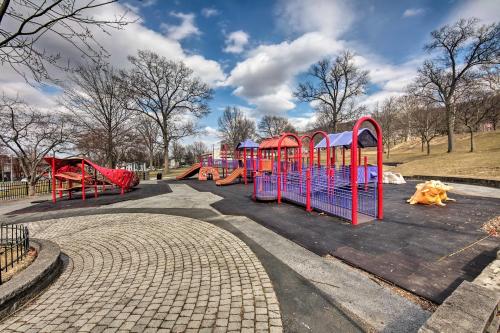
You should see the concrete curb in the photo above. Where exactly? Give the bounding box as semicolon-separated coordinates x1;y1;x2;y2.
406;175;500;189
419;250;500;333
0;238;62;321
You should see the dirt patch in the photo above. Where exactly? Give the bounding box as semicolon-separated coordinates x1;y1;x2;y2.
1;247;37;284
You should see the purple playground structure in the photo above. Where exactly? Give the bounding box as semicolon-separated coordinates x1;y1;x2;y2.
252;116;383;226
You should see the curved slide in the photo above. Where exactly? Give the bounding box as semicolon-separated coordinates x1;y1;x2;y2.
176;163;201;180
216;167;244;186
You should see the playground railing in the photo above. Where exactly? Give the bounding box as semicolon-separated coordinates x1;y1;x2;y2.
0;223;30;284
254;173;278;200
280;171;307;206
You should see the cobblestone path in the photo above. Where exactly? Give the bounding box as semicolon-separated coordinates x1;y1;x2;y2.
0;214;282;332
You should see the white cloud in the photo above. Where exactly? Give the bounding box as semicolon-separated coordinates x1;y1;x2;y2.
447;0;500;25
224;32;344;115
289;113;318;131
276;0;354;38
160;12;201;41
201;7;219;18
402;8;425;18
223;30;249;54
0;2;224;114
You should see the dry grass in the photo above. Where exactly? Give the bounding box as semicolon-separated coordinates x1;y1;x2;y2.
1;247;37;284
362;131;500;180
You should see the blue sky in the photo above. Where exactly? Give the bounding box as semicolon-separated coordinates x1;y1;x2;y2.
120;0;498;145
2;0;498;146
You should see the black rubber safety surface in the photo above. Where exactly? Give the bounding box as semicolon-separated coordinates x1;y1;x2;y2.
176;179;500;304
7;181;172;215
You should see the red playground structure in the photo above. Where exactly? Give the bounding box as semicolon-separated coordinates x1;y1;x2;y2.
253;117;383;225
45;157;140;203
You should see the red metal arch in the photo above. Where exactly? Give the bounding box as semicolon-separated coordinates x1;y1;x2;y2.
277;133;302;204
308;131;330;170
350;116;383;225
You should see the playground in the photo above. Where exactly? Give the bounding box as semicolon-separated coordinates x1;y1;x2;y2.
15;116;494;306
2;117;498;332
172;116;499;304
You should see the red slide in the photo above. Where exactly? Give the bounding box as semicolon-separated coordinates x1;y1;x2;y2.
176;163;201;180
216;167;244;186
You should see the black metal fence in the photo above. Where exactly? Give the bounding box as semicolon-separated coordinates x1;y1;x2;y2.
0;224;30;284
134;171;148;181
0;180;51;201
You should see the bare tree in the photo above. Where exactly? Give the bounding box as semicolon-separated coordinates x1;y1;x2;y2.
414;18;500;153
372;97;399;157
295;50;369;132
217;106;256;150
483;66;500;130
456;79;499;152
123;50;212;174
409;101;445;155
0;94;71;195
0;0;130;82
258;115;295;138
171;140;185;166
190;141;208;158
61;63;131;168
136;114;160;169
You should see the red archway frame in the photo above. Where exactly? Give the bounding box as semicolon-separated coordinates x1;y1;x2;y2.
350;116;383;225
277;133;302;204
300;134;311;167
308;131;330;170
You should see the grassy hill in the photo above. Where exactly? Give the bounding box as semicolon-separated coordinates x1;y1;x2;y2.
383;131;500;180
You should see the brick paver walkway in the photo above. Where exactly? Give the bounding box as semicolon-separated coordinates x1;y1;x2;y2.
0;214;282;332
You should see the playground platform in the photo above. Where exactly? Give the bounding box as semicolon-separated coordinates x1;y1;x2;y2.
176;178;500;304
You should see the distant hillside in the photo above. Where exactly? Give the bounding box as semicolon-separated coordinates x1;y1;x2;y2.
384;131;500;180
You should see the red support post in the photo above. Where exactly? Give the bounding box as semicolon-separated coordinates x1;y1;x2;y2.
277;133;302;204
94;169;98;198
350;116;384;225
306;169;312;212
364;156;368;191
81;160;86;201
252;171;256;201
51;157;56;203
243;148;247;185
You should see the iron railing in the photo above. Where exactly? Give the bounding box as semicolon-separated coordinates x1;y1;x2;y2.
0;181;51;201
0;224;30;284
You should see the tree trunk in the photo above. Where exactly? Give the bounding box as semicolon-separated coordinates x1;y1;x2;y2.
29;181;36;196
421;136;424;152
163;143;169;174
149;150;154;170
106;131;114;168
386;142;390;158
426;141;431;155
445;103;455;153
469;128;474;153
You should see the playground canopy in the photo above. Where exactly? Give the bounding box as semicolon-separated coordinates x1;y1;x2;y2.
259;136;299;149
314;128;377;149
44;157;140;192
236;139;259;149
